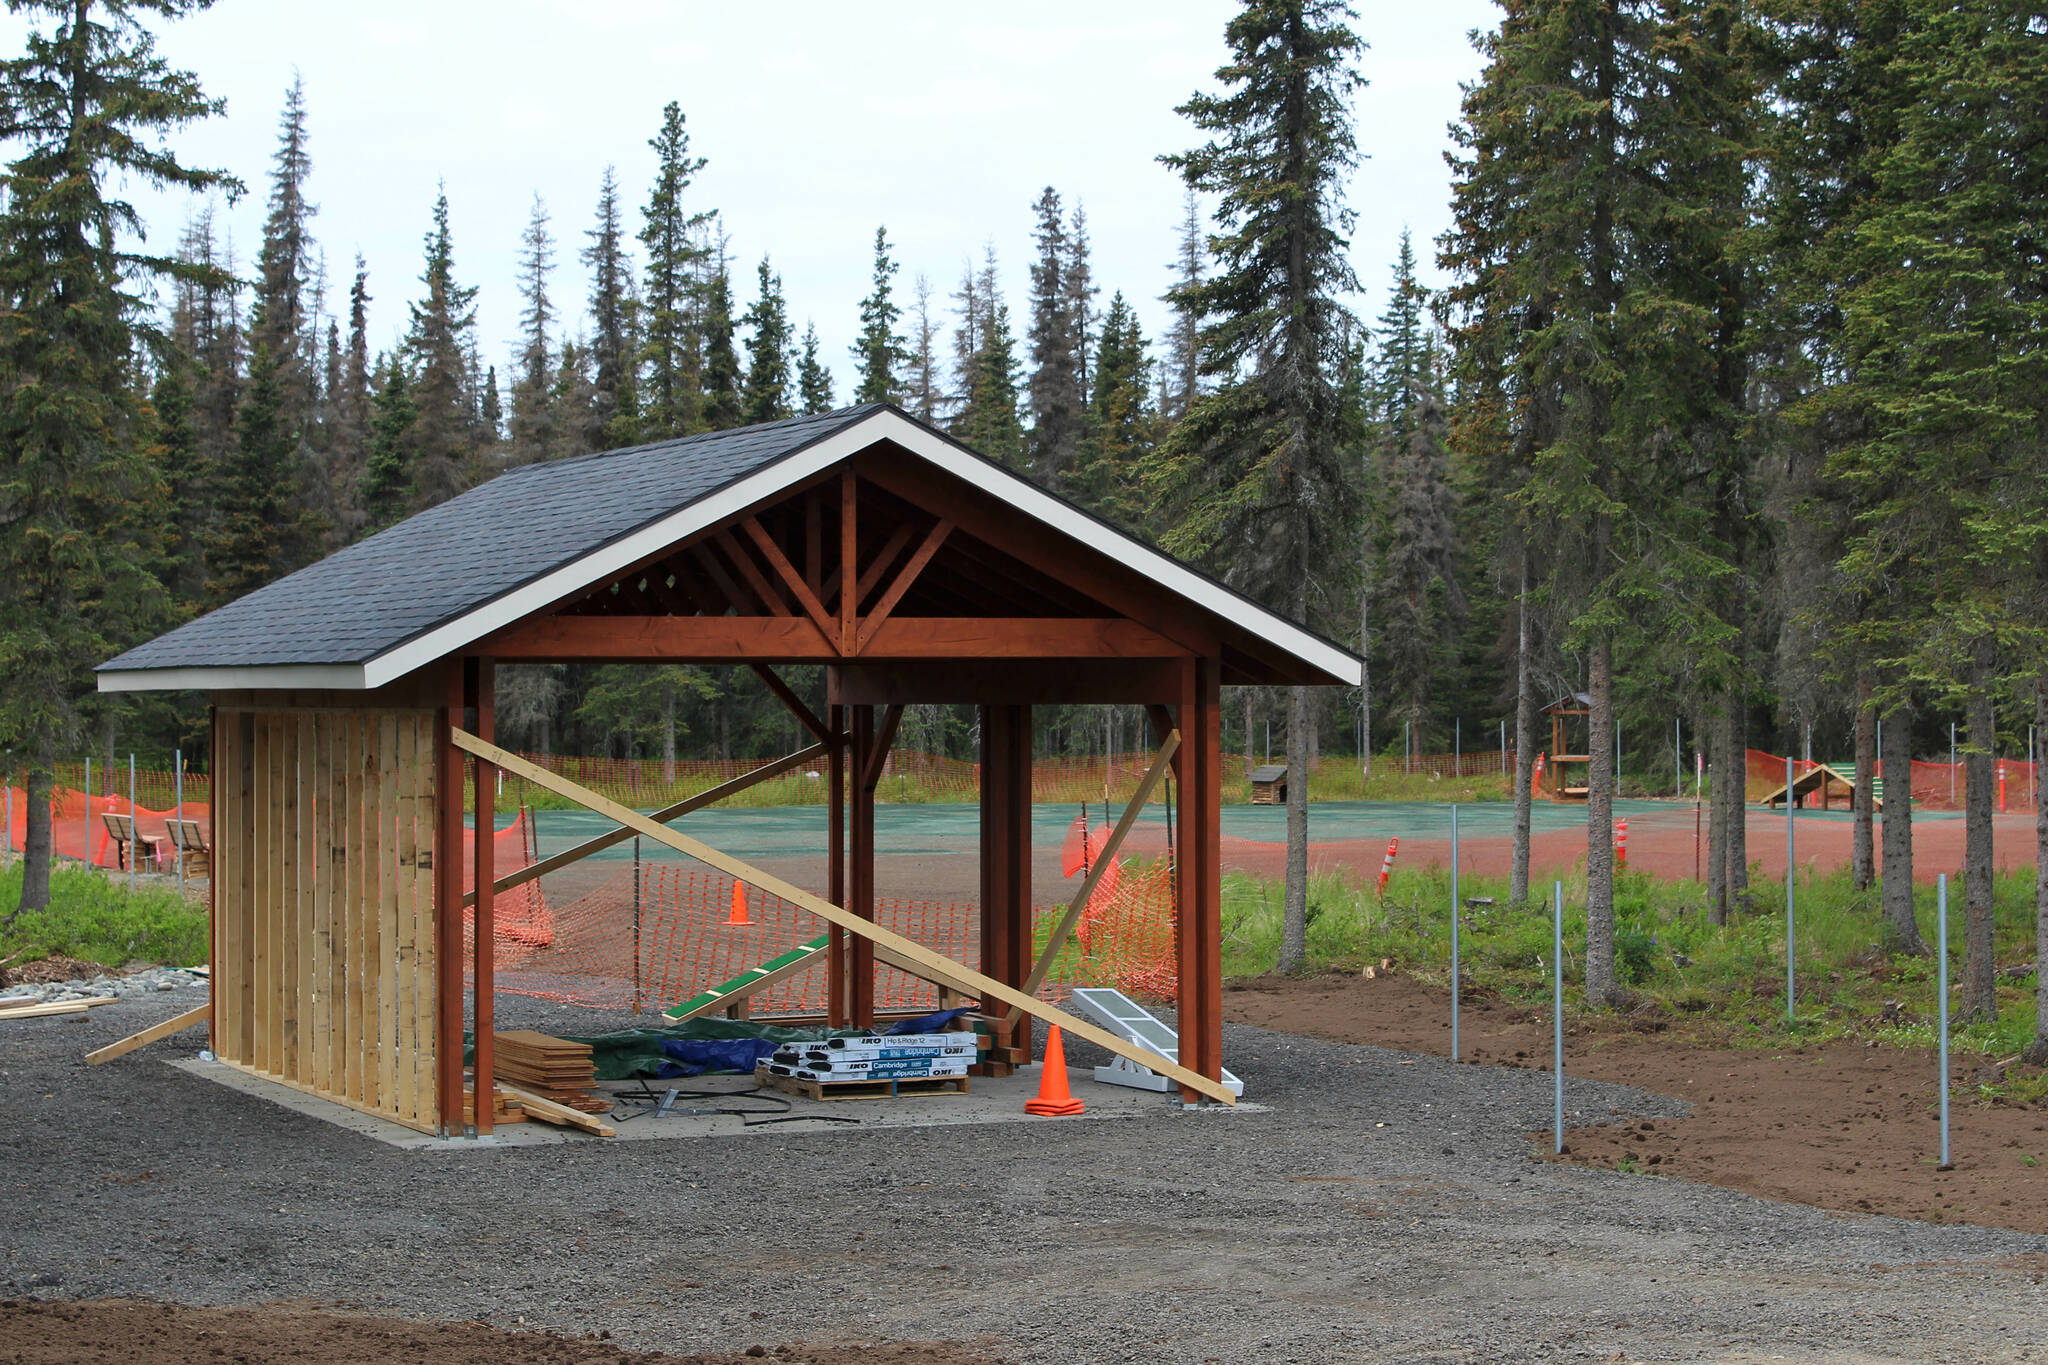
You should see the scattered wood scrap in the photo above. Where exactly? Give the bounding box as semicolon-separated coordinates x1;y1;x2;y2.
491;1030;607;1111
84;1003;209;1065
4;995;118;1020
497;1084;616;1136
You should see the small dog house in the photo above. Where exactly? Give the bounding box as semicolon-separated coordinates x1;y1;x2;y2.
1249;764;1287;805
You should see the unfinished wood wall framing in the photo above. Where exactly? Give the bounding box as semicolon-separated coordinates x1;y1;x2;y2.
211;688;440;1133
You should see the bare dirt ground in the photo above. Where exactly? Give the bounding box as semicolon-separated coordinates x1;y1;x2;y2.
0;1298;1011;1364
7;988;2048;1363
1224;970;2048;1236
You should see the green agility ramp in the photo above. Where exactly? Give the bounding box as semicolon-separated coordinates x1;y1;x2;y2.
663;933;831;1022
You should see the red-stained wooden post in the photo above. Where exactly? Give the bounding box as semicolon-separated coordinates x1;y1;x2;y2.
975;704;1033;1070
1177;656;1224;1099
434;662;468;1134
471;656;495;1135
826;701;847;1026
850;704;877;1028
206;703;219;1052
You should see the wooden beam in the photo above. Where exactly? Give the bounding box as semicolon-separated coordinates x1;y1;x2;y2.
434;666;466;1132
860;705;904;792
1011;731;1180;1011
689;542;752;616
742;517;837;641
83;1003;210;1065
830;659;1184;706
447;727;1236;1105
481;616;1186;662
462;743;828;907
499;1084;616;1136
852;522;917;604
749;664;831;744
839;469;857;652
714;528;792;619
857;520;953;653
473;658;495;1134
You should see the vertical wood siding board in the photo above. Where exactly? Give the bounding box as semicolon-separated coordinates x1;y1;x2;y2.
377;713;400;1112
310;712;332;1095
395;714;419;1123
253;714;273;1075
339;713;360;1103
281;715;302;1080
415;711;439;1128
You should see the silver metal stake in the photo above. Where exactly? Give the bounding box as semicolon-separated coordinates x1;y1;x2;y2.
1450;804;1460;1061
1553;879;1565;1154
84;756;92;867
1786;753;1795;1021
174;749;186;900
128;753;136;893
1675;716;1682;797
1938;874;1951;1168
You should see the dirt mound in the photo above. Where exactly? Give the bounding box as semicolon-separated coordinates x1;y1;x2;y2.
0;953;109;988
0;1299;1012;1365
1224;969;2048;1236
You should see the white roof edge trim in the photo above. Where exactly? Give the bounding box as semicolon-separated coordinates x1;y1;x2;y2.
97;663;368;694
870;411;1364;686
359;421;886;688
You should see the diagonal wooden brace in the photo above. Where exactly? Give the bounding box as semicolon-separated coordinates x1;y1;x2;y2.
448;727;1235;1105
463;743;827;908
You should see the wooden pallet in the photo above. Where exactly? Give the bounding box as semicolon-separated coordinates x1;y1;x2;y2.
754;1066;971;1102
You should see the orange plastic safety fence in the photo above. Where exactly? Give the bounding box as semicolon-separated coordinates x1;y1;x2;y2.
1741;749;2041;812
4;786;214;870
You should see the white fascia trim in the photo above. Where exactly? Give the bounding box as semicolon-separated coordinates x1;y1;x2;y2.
96;663;368;694
869;412;1366;686
358;421;888;689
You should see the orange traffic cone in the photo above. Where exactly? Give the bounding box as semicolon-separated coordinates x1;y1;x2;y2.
727;881;750;926
1025;1025;1085;1116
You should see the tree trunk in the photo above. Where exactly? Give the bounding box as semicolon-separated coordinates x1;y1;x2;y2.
1726;697;1749;909
1243;688;1255;779
1584;635;1619;1004
661;679;678;785
2029;677;2048;1064
1708;703;1731;924
1852;669;1876;892
12;748;55;918
1277;683;1312;973
1880;696;1927;953
1509;554;1534;907
1962;668;1997;1022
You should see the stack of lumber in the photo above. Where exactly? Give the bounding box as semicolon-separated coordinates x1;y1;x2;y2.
490;1030;607;1113
2;995;116;1021
757;1031;977;1099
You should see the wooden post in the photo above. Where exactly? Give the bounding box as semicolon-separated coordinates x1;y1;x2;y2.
206;703;218;1051
471;656;495;1135
826;701;846;1026
1177;657;1224;1099
434;664;467;1133
977;705;1033;1069
850;704;877;1028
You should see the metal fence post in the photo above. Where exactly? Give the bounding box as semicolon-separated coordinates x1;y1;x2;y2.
174;748;185;900
128;753;137;893
1450;804;1460;1061
632;835;643;1014
1554;879;1565;1154
1938;874;1951;1168
83;756;91;867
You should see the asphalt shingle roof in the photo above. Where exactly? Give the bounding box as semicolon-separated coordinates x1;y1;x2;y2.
101;405;881;674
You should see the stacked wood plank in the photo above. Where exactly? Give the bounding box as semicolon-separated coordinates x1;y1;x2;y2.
490;1030;606;1112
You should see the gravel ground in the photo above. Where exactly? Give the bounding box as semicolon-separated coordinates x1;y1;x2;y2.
5;984;2046;1363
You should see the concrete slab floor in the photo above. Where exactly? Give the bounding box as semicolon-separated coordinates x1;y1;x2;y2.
167;1056;1268;1151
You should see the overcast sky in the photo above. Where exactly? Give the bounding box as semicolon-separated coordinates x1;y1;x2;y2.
14;1;1502;397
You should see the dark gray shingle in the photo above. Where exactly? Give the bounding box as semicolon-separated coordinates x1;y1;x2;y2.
101;406;880;673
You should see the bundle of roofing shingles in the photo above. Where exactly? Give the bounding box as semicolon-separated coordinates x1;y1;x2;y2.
758;1031;978;1084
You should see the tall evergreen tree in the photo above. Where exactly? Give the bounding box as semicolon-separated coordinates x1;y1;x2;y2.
851;225;904;405
359;358;417;530
699;262;742;431
1151;0;1367;973
204;344;314;601
0;0;235;916
1160;188;1206;422
1026;187;1084;483
401;188;478;509
583;164;638;446
507;192;557;466
740;256;792;425
904;273;943;422
960;297;1024;468
797;322;835;414
637;102;708;440
1064;201;1099;405
1068;290;1152;524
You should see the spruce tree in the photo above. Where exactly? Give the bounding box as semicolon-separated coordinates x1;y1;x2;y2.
507;192;557;466
0;0;234;916
798;322;836;414
638;102;709;440
1026;187;1084;483
740;256;793;425
1068;290;1152;524
359;360;418;530
699;263;742;431
583;165;638;446
1160;188;1205;422
205;344;315;602
1064;201;1099;404
960;298;1025;468
851;225;904;405
904;273;943;421
401;188;479;509
249;75;316;401
1151;0;1367;974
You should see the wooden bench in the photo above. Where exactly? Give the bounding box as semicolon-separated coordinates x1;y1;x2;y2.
98;812;162;871
163;818;210;878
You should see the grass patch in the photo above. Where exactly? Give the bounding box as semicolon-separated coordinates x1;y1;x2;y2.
0;860;207;970
1223;862;2043;1062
